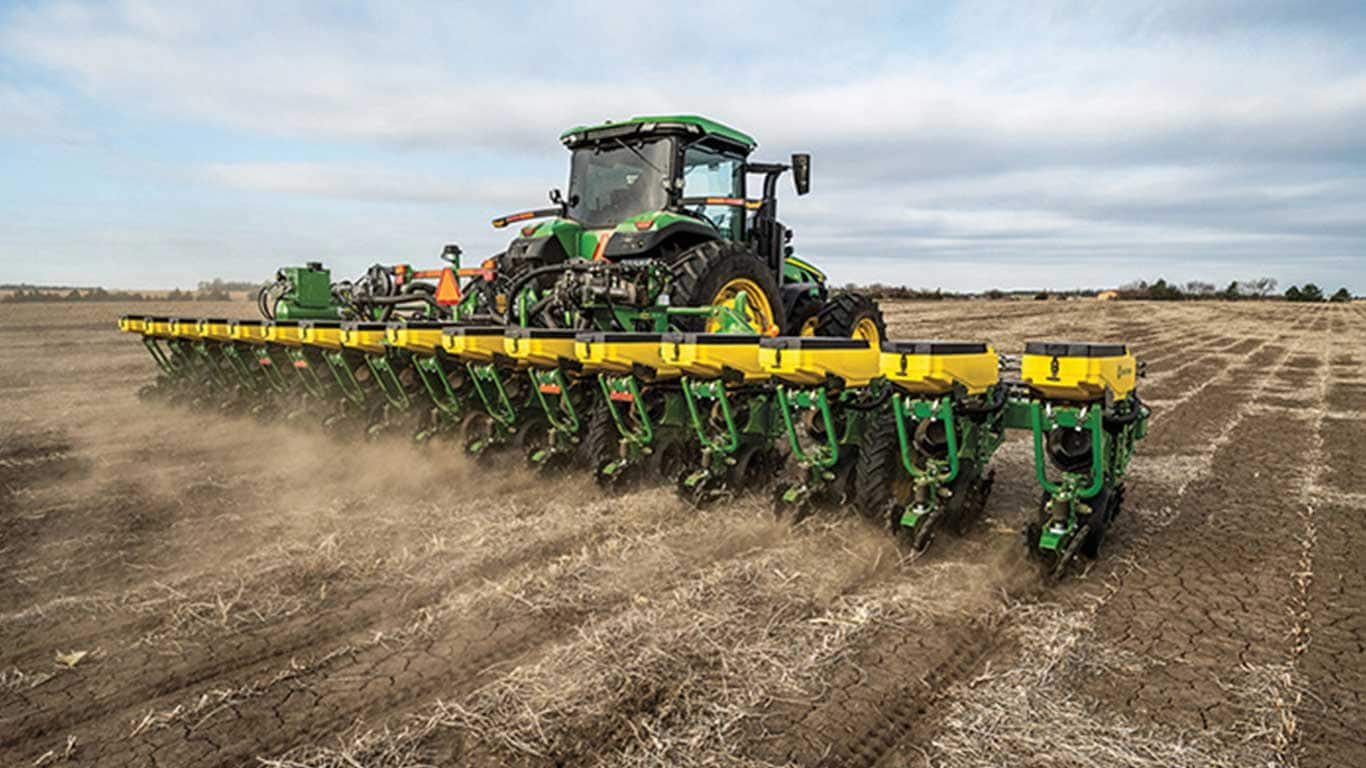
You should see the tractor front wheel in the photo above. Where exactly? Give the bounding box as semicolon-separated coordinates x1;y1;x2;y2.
813;292;885;343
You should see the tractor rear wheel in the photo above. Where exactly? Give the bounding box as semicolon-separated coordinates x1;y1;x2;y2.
670;241;784;334
813;292;885;343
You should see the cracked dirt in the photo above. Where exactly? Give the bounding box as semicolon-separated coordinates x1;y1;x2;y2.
1;299;1362;767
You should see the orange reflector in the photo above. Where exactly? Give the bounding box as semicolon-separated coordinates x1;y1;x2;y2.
592;232;613;261
259;357;272;365
609;390;634;402
634;218;654;231
435;266;461;305
293;359;309;369
521;224;539;237
538;383;562;394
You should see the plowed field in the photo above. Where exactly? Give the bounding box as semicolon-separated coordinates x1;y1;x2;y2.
2;299;1362;767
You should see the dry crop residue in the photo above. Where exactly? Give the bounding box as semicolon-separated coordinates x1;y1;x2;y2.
1;299;1362;767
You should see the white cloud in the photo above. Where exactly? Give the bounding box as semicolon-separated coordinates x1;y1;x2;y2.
2;0;1364;290
202;162;534;206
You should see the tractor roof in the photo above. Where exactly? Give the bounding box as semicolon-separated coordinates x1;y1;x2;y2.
559;115;756;152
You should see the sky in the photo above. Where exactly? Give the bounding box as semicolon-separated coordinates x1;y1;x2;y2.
1;0;1364;293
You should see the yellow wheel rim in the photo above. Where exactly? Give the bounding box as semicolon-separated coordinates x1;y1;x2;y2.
853;316;881;343
708;278;776;334
799;314;820;336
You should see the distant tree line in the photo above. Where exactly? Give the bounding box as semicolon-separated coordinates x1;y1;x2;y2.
843;284;1099;301
1285;284;1354;303
2;285;241;303
1114;277;1278;301
2;277;257;303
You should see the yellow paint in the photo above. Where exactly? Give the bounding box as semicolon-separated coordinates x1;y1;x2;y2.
386;325;444;355
229;322;269;344
117;316;147;334
708;278;776;334
170;319;202;338
301;324;343;350
660;334;767;381
338;326;387;355
503;331;578;369
197;320;234;341
1022;348;1137;402
880;345;999;396
759;340;879;387
144;318;174;337
442;327;512;362
265;324;306;347
575;335;681;379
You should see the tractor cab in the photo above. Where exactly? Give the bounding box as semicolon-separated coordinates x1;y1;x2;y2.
561;117;754;242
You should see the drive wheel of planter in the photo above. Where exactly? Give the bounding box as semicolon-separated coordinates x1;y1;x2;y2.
670;240;784;334
583;398;619;482
852;414;913;526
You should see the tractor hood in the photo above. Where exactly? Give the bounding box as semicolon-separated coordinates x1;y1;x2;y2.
511;210;717;262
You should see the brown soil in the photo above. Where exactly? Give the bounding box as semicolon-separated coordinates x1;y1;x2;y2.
1;299;1362;768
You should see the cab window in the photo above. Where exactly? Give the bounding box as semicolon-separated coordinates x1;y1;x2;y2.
682;146;744;239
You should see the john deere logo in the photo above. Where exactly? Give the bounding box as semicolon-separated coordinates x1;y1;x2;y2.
1048;356;1061;381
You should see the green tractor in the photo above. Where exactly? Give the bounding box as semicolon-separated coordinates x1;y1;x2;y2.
460;115;883;486
469;114;874;337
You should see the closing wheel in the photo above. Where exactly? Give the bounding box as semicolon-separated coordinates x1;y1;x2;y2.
461;410;496;453
725;443;773;491
1081;484;1123;559
514;417;552;462
651;436;699;484
670;240;785;334
952;469;995;535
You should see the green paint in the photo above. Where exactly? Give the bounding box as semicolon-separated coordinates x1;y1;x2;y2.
560;114;756;150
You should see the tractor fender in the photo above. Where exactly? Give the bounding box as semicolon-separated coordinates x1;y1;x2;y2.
502;233;570;272
601;219;718;260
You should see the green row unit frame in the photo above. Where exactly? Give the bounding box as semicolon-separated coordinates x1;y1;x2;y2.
889;390;1008;530
677;378;781;496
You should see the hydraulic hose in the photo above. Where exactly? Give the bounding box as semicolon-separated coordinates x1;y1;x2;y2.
843;385;892;412
501;262;593;324
1103;394;1146;428
958;384;1009;415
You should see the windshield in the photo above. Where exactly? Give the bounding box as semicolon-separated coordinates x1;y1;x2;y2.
567;138;672;228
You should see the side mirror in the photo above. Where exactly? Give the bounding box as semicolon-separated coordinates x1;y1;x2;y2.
791;153;811;196
440;243;462;264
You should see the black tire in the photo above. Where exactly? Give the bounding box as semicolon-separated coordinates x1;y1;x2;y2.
583;397;618;478
1082;484;1122;559
813;291;886;340
788;292;825;336
669;240;785;333
852;413;909;525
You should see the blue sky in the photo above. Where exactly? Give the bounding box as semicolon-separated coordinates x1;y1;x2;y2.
1;0;1364;292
